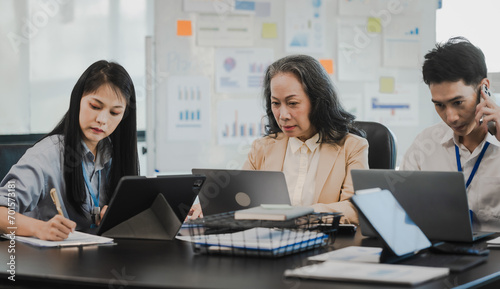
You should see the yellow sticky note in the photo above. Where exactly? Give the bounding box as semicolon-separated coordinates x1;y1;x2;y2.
177;20;192;36
262;23;277;39
380;77;395;93
319;59;334;75
367;17;382;33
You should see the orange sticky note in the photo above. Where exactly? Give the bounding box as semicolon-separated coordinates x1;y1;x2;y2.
319;59;334;74
177;20;192;36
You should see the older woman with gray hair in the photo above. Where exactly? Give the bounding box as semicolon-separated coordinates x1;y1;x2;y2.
242;54;368;225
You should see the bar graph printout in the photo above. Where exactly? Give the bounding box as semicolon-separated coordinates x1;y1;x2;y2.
167;76;211;141
364;83;418;126
383;17;421;68
217;99;265;145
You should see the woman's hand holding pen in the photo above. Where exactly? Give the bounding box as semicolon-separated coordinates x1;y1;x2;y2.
36;187;75;241
34;215;76;241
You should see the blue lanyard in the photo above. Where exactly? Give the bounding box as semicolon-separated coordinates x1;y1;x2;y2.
81;162;101;209
454;142;490;188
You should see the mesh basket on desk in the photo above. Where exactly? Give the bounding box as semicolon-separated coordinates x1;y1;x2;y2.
185;212;341;257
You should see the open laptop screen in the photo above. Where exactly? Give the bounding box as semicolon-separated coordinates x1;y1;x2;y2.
352;189;431;257
191;169;290;216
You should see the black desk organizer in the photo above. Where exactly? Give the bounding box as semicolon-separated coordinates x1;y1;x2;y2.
186;212;342;257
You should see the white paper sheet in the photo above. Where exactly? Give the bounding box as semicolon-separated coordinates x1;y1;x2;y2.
364;82;419;126
338;0;377;16
340;93;364;119
284;260;449;285
309;246;382;263
383;17;421;67
215;48;274;94
7;231;114;248
197;14;254;47
285;0;325;53
337;18;380;82
216;98;265;145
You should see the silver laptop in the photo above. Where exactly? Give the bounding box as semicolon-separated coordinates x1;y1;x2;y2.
351;169;494;242
191;169;291;216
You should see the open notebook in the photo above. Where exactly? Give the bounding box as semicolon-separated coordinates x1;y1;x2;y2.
6;231;113;248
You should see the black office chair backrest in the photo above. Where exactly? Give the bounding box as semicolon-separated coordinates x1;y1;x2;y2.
353;121;397;169
0;144;32;181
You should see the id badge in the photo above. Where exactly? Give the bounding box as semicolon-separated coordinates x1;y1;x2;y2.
92;206;101;226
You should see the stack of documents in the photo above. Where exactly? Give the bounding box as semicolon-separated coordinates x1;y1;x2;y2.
283;246;450;285
486;236;500;248
234;205;314;221
308;246;382;263
284;261;449;285
178;227;327;255
8;231;114;248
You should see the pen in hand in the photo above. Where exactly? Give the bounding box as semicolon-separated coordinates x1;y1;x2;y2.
50;188;64;216
37;188;76;240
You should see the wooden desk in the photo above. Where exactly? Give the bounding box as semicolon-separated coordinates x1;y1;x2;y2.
1;230;500;289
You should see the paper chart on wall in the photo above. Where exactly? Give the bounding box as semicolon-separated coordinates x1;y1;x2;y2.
183;0;233;13
337;18;380;82
339;0;422;16
338;0;377;16
166;76;211;141
215;48;274;94
364;83;418;126
383;17;421;67
285;0;325;53
340;93;364;120
217;98;265;145
378;0;422;14
197;14;254;47
183;0;257;15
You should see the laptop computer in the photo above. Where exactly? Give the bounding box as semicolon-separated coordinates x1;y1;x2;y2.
351;189;488;272
96;175;205;239
351;169;494;242
191;169;291;216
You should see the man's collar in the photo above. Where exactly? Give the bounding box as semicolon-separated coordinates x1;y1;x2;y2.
441;124;500;149
485;132;500;147
440;124;455;146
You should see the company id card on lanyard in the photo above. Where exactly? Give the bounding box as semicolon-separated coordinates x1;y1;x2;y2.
82;162;101;228
455;141;490;224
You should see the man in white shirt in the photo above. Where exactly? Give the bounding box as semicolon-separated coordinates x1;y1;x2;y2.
400;37;500;232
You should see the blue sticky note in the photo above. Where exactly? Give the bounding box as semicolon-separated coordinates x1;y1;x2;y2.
255;2;271;17
235;1;255;11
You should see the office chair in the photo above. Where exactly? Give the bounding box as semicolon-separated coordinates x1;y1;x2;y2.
0;144;32;181
353;121;397;169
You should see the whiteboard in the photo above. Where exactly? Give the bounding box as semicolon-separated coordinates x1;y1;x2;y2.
151;0;440;175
